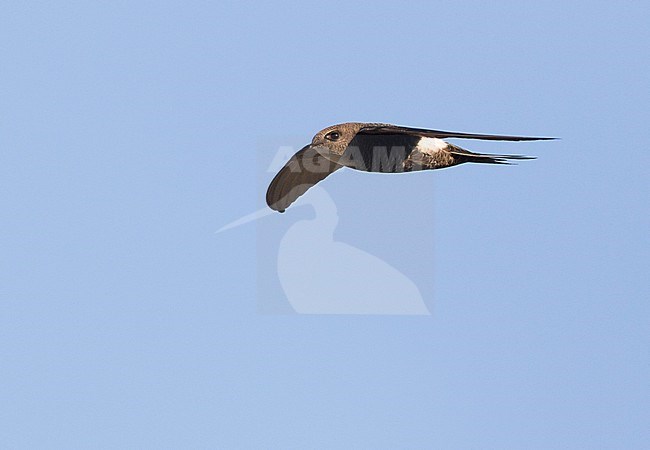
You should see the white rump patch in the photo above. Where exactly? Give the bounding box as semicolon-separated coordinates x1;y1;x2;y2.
417;137;449;154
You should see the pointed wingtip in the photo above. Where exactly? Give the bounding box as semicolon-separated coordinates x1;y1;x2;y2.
505;136;558;141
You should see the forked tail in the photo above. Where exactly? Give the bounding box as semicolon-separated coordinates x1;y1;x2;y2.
447;143;536;165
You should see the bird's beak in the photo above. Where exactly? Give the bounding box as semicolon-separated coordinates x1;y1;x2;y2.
311;143;343;167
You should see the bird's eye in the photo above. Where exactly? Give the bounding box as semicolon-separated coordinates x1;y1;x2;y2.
325;131;341;141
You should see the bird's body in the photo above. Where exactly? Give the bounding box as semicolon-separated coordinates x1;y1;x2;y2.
266;122;555;212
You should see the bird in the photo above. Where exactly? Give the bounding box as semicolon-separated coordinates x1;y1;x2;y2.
266;122;555;212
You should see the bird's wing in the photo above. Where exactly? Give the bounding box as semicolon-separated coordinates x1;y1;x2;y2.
266;145;343;212
358;124;556;141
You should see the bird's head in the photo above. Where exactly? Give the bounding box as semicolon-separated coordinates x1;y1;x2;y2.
310;122;365;156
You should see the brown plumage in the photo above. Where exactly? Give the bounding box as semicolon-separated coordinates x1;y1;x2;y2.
266;122;555;212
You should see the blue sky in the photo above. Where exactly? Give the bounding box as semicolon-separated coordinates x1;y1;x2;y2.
2;1;649;448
